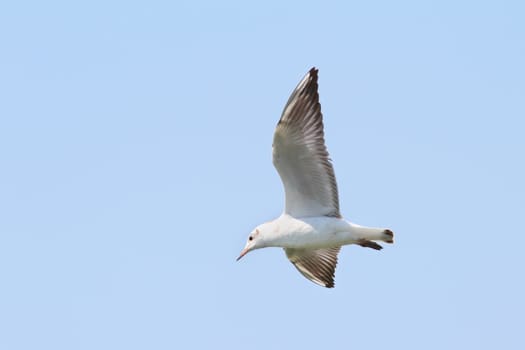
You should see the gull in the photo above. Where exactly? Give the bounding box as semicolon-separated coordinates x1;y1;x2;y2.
237;68;394;288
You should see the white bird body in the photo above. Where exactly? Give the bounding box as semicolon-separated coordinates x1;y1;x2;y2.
257;215;391;250
237;68;394;287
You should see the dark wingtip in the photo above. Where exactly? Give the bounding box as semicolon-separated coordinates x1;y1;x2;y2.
304;67;320;100
276;67;319;127
308;67;319;84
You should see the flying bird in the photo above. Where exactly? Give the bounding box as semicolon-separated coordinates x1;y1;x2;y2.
237;68;394;288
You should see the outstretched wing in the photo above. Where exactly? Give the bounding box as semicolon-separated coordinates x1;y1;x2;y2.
272;68;340;218
285;246;341;288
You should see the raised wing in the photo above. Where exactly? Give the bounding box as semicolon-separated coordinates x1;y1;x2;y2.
272;68;340;218
285;247;341;288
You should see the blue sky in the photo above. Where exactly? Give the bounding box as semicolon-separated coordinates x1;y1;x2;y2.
1;1;524;349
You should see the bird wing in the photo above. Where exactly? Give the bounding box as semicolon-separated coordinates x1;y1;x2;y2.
272;68;340;218
285;246;341;288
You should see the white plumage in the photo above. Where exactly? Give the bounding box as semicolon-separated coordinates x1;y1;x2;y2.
237;68;394;288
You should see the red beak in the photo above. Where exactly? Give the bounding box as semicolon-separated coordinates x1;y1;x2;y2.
236;247;249;261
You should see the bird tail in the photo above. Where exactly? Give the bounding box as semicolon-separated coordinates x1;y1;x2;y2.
356;229;394;250
383;229;394;243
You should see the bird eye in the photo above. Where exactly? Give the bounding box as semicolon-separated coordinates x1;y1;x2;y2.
249;236;253;241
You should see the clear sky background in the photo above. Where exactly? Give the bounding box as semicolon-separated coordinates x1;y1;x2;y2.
1;1;524;349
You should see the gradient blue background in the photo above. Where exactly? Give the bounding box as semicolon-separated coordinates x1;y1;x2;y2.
1;1;524;349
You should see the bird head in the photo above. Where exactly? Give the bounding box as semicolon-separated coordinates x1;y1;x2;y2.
236;228;263;261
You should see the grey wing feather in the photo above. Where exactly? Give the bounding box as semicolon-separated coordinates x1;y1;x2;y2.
285;246;341;288
272;68;340;218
